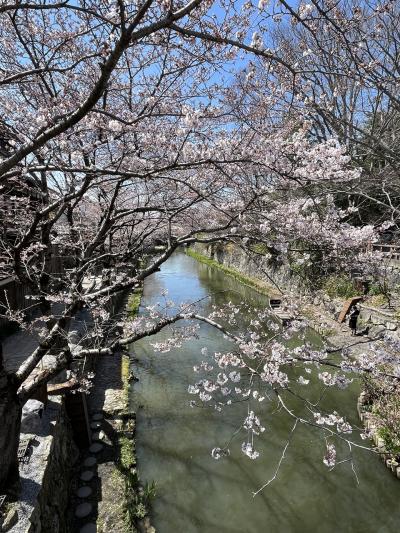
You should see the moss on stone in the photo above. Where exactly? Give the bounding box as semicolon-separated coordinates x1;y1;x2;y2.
117;350;151;531
186;248;275;296
127;289;142;318
96;468;127;533
121;355;130;383
119;434;136;471
119;285;157;531
119;355;131;416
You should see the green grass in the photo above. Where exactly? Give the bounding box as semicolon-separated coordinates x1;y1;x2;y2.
186;248;276;296
119;434;136;471
367;294;388;308
321;275;359;299
127;288;142;317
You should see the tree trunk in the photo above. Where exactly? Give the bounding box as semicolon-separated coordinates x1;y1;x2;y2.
0;345;21;494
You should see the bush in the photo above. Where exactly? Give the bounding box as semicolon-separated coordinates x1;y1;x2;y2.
322;275;358;299
377;426;400;456
368;282;383;296
369;382;400;457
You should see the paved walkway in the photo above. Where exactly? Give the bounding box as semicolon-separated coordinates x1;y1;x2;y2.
2;307;93;377
89;351;126;416
2;328;41;373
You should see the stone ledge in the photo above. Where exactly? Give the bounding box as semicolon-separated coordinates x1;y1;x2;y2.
357;392;400;480
8;397;78;533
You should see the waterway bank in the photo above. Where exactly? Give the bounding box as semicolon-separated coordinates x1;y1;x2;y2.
130;251;400;533
187;244;394;355
187;245;400;481
65;285;145;533
185;248;277;296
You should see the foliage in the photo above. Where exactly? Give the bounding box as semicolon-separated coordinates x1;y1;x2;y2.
143;481;157;503
133;503;147;520
119;434;136;472
321;276;359;299
364;376;400;457
368;283;384;296
376;426;400;457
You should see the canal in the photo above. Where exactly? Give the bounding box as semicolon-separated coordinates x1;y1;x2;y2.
130;252;400;532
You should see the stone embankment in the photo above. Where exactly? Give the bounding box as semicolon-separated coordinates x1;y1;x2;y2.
1;341;137;533
190;242;399;338
357;392;400;480
2;396;78;533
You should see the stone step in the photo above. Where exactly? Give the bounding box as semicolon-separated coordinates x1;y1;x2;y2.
83;456;97;467
76;486;93;498
80;470;95;482
75;502;93;519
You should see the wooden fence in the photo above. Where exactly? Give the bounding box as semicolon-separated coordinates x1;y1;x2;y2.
371;243;400;261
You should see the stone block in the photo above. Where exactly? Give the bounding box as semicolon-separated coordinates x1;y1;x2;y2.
89;443;103;453
80;523;97;533
371;315;384;325
80;470;94;482
83;456;97;467
75;502;93;518
79;523;97;533
21;399;45;433
76;486;93;498
376;437;385;450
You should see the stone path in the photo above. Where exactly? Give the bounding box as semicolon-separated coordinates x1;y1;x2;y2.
68;349;134;533
89;351;126;416
2;307;93;376
303;300;387;357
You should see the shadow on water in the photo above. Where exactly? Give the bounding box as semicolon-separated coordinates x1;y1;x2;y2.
130;252;400;533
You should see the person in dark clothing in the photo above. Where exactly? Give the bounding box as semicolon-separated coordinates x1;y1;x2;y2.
349;305;360;336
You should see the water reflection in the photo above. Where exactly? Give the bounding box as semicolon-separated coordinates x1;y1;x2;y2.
130;252;400;533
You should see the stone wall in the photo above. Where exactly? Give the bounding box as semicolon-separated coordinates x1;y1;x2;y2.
357;392;400;480
31;400;77;533
194;242;310;296
5;397;78;533
193;242;399;332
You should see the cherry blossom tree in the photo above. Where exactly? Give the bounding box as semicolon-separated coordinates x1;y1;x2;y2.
237;0;400;230
0;0;396;493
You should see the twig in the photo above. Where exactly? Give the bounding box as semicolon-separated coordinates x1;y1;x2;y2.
252;419;298;496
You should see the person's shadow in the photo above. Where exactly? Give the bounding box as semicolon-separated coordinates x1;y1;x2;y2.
357;326;370;336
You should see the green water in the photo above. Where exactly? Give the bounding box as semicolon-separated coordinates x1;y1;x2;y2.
130;252;400;532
